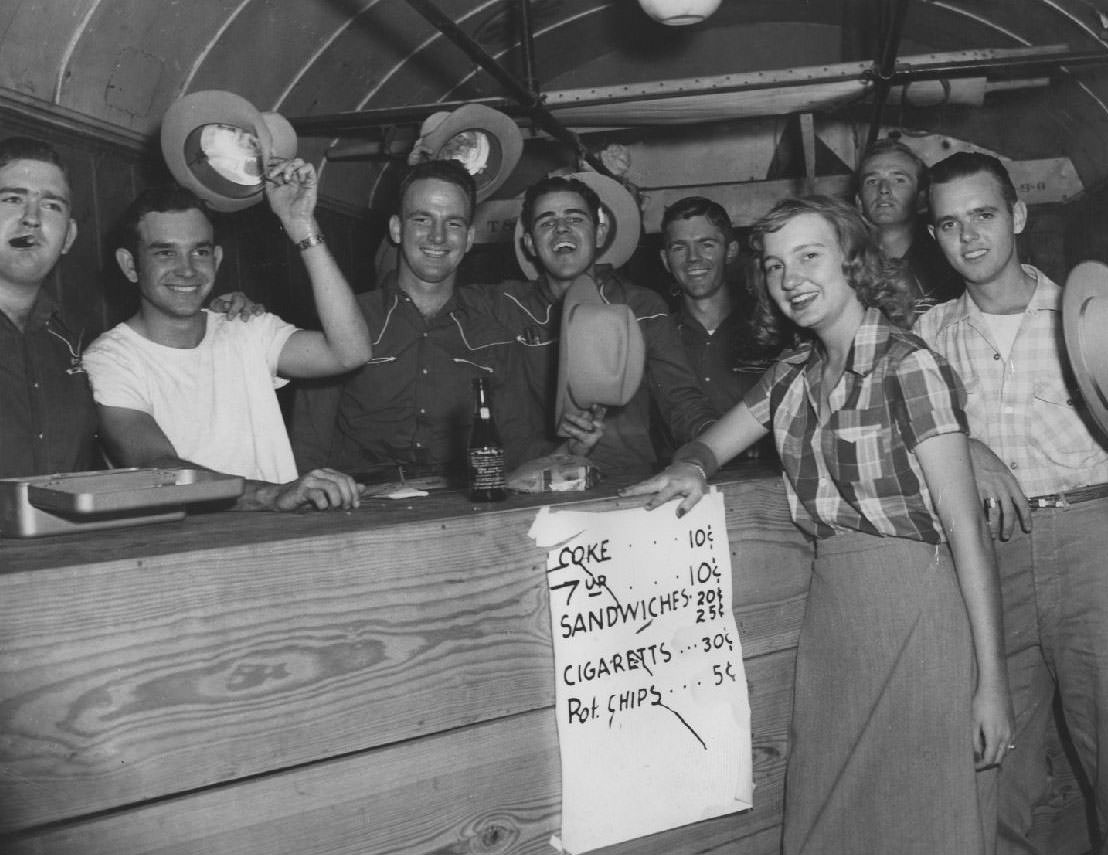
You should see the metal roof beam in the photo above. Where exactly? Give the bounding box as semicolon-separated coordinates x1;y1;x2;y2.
288;45;1108;137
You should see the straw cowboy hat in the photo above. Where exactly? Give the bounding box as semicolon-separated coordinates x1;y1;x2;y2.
160;89;298;212
1063;260;1108;437
515;171;643;280
554;274;646;431
409;104;523;203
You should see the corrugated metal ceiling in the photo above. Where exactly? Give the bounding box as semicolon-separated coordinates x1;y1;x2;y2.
2;0;1107;208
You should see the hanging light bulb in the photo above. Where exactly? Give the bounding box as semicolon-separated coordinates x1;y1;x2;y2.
638;0;721;26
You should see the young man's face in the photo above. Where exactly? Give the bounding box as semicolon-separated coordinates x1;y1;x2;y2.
0;158;77;289
929;170;1026;289
661;214;737;301
523;189;606;284
117;209;222;321
390;177;474;287
761;212;857;335
856;150;921;229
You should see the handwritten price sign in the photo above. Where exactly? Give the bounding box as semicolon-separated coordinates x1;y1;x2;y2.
529;489;753;854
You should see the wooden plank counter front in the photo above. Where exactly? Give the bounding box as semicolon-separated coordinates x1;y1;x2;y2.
0;470;810;854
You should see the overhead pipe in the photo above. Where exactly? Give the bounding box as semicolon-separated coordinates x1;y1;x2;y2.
518;0;538;98
400;0;614;177
865;0;913;147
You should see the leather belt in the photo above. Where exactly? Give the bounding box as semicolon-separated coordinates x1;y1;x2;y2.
1027;482;1108;509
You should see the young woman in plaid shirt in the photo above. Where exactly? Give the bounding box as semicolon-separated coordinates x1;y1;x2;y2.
625;196;1011;855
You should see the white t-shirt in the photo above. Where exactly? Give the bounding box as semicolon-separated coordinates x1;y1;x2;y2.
84;310;300;483
979;310;1023;362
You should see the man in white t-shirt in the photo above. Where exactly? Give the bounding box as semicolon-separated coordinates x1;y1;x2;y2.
84;159;371;511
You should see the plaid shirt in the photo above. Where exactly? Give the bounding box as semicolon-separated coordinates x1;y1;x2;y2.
914;265;1108;498
745;308;967;544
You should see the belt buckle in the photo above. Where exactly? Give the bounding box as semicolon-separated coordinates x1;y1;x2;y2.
1032;494;1067;509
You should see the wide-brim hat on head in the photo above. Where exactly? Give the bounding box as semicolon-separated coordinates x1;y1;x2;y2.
1063;260;1108;438
515;171;642;280
554;275;646;432
411;104;523;204
161;90;298;213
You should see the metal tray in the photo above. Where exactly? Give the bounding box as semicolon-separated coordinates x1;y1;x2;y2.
0;468;244;538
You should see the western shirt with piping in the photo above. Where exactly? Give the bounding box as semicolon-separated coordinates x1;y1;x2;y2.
291;272;533;475
483;267;719;476
0;292;99;478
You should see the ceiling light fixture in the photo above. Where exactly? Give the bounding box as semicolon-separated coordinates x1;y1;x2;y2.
638;0;721;26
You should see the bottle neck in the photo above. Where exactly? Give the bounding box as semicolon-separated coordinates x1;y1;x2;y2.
472;378;492;417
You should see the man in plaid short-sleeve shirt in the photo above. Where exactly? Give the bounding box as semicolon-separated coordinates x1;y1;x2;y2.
915;151;1108;855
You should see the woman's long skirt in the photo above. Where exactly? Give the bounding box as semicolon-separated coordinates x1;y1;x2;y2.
781;532;987;855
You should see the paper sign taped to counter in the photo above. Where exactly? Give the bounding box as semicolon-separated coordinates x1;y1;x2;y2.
529;489;753;854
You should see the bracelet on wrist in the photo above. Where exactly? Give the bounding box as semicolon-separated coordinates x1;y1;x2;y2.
673;439;719;480
677;460;708;482
294;233;325;252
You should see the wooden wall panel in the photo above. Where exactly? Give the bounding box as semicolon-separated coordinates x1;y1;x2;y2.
6;650;794;855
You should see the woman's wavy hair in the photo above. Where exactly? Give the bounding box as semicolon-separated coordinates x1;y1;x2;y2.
747;195;914;346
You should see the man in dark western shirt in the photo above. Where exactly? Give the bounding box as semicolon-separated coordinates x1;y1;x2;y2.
0;136;99;478
489;175;718;477
660;196;780;457
855;138;963;315
291;160;532;480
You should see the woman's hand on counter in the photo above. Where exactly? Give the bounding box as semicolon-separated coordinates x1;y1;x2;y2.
620;461;707;518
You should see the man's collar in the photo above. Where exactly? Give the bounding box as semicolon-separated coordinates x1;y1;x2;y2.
957;263;1056;322
532;274;561;305
0;284;54;332
28;289;61;329
1021;265;1060;311
537;264;619;304
386;268;460;311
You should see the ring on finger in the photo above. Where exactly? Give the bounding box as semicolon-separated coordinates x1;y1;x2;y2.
984;496;999;510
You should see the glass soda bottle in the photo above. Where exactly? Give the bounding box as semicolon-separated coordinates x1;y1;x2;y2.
467;377;507;502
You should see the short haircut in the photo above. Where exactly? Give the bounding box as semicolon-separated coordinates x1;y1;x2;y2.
660;196;734;244
748;195;914;343
0;136;68;179
929;150;1018;211
117;185;212;257
520;175;601;233
856;137;929;192
396;159;477;223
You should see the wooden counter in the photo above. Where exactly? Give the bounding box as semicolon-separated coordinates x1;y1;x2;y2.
0;463;1093;854
0;468;809;855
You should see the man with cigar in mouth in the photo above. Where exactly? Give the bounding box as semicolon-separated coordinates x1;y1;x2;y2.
0;136;98;478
